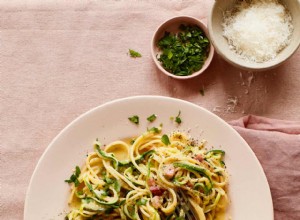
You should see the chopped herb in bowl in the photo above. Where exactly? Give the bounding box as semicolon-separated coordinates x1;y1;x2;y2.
157;24;210;76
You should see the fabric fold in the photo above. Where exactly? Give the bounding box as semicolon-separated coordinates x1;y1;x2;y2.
229;115;300;220
230;115;300;134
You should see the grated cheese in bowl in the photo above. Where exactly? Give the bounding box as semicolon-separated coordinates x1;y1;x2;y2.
222;0;294;63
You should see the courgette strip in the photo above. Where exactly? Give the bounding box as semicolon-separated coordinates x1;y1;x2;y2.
94;143;119;169
84;179;119;206
173;162;213;191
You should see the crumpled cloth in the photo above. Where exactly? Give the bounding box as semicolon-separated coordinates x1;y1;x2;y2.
229;115;300;220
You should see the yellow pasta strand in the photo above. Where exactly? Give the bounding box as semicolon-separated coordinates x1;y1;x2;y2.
65;129;229;220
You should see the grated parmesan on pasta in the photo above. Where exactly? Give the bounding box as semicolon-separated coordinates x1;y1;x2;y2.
222;0;293;63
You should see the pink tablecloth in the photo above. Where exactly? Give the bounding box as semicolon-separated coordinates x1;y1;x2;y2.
0;1;299;219
230;115;300;220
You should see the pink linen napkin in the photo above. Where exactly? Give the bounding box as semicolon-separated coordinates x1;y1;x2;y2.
229;115;300;220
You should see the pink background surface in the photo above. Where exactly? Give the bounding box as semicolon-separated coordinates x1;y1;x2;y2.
230;116;300;220
1;0;299;219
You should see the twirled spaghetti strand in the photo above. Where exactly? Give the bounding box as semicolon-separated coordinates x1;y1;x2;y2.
65;129;228;220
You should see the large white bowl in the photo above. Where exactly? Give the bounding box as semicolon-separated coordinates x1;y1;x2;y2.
24;96;273;219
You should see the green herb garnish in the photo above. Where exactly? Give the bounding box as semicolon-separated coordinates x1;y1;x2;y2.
104;177;114;184
75;166;81;176
76;190;84;196
130;139;135;145
83;197;92;204
65;166;81;187
148;127;160;134
157;24;210;76
175;111;182;124
128;115;139;124
161;134;170;145
221;161;226;167
129;49;142;58
137;198;147;206
147;114;157;122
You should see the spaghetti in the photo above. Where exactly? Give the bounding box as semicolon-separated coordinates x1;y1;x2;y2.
65;128;229;220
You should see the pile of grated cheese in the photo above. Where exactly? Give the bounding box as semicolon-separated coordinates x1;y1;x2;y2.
222;0;293;63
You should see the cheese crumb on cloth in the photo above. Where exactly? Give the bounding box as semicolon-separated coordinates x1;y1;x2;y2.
222;0;294;63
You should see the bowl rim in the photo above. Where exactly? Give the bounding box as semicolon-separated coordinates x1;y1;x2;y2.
208;0;300;71
151;15;214;79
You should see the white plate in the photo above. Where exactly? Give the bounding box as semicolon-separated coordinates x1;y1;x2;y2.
24;96;273;220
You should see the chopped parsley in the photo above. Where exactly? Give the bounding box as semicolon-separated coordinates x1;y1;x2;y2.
128;115;139;124
161;134;170;145
137;198;147;206
130;139;135;145
129;49;142;58
147;127;160;134
104;176;114;184
76;190;84;196
221;160;226;167
83;197;92;204
147;114;157;122
157;24;210;76
75;166;80;176
65;166;81;187
175;111;182;124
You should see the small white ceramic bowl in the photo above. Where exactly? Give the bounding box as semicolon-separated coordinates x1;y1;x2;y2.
151;16;214;79
208;0;300;71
